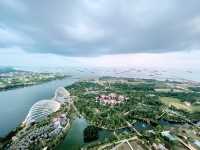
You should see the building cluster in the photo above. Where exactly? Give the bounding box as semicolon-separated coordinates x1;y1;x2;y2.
152;143;168;150
161;128;200;150
52;114;68;129
96;93;127;105
161;131;177;141
7;114;69;150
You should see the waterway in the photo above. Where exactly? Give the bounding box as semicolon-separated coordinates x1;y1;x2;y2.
0;77;78;137
57;118;88;150
0;68;199;149
57;117;113;150
0;77;111;149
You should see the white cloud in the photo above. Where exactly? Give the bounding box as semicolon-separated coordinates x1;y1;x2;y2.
0;46;25;54
0;0;200;56
0;0;27;13
189;17;200;33
0;27;23;43
0;26;34;47
64;22;105;42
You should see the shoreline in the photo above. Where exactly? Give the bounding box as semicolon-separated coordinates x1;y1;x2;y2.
0;76;70;92
1;87;74;149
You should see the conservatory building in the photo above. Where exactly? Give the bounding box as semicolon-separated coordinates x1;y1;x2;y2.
24;100;61;125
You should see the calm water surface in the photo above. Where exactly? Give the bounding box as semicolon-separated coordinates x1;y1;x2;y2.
0;69;199;148
0;77;77;137
57;118;88;150
57;117;113;150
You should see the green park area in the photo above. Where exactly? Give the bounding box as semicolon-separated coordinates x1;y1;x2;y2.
66;77;200;129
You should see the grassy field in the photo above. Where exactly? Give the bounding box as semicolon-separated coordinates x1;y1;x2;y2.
155;89;172;92
160;97;200;112
155;88;184;93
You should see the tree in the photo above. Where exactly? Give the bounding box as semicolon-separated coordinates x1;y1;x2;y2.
83;126;99;142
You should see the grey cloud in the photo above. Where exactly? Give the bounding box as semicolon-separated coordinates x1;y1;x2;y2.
0;0;200;56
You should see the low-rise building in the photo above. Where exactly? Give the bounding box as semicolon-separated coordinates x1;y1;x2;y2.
96;93;127;105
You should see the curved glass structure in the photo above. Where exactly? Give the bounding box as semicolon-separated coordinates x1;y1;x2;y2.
55;87;70;97
54;87;70;103
24;100;61;125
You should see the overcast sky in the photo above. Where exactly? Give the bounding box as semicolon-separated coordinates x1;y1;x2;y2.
0;0;200;69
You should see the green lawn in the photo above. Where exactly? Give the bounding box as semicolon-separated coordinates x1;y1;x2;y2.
160;97;200;112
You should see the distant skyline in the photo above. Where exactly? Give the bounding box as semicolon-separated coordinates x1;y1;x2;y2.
0;0;200;69
0;48;200;71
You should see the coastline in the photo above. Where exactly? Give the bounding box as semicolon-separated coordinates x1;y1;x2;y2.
0;75;70;92
1;86;74;149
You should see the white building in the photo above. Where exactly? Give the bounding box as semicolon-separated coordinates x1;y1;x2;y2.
54;87;71;104
24;100;61;125
24;87;71;125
